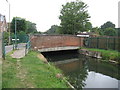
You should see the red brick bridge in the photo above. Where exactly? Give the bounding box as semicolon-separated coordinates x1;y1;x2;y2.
30;35;84;52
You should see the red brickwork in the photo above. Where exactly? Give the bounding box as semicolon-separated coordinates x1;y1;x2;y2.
30;35;84;50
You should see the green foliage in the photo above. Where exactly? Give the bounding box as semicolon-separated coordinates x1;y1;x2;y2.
26;21;37;34
85;22;92;31
101;21;115;30
19;31;26;35
11;17;37;34
2;52;23;88
116;28;120;36
83;48;120;62
11;17;27;33
100;21;117;36
59;0;90;34
91;27;100;35
104;28;117;36
45;25;60;34
3;32;9;45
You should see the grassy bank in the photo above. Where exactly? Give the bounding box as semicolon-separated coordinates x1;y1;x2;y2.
81;48;120;63
0;58;2;90
2;51;69;88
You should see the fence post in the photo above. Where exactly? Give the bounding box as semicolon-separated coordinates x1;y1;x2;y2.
118;37;120;52
0;33;2;58
88;38;91;48
97;37;99;49
2;32;5;60
106;37;108;50
25;43;27;56
113;37;116;50
107;37;109;50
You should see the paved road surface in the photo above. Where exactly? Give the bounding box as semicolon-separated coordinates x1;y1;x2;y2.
5;43;26;54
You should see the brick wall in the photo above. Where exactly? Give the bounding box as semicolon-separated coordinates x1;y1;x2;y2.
31;35;84;50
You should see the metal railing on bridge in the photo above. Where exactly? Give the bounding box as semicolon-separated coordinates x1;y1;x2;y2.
25;40;31;55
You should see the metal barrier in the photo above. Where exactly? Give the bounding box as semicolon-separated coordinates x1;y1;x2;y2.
11;34;29;50
25;40;31;55
84;36;120;51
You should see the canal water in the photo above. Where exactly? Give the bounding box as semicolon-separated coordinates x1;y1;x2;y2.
42;50;120;89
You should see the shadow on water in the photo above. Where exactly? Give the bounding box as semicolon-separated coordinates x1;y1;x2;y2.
42;50;120;89
41;50;79;62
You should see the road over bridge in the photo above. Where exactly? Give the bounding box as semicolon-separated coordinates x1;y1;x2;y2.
30;35;84;52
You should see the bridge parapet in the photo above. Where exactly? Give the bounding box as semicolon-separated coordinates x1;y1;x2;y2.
30;35;84;51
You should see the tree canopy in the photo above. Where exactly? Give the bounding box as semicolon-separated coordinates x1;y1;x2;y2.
45;25;60;34
26;21;37;34
100;21;117;36
100;21;115;30
59;0;90;34
11;17;27;33
11;17;37;34
103;28;117;36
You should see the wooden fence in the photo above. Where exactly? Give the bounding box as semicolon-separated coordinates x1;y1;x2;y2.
85;36;120;51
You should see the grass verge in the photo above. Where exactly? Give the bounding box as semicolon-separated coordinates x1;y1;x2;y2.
2;50;69;88
81;47;120;63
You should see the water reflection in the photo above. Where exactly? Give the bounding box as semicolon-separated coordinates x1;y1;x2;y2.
56;59;88;89
42;50;119;89
84;71;118;88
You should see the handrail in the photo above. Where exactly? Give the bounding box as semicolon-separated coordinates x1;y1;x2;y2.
25;40;31;55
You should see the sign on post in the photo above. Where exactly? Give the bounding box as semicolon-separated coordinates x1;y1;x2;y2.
12;39;19;50
12;39;19;41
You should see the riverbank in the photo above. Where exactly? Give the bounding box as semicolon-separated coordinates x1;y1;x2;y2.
2;50;69;88
80;47;120;64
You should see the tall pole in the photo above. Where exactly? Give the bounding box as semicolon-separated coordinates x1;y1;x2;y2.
6;0;11;45
8;3;11;45
15;18;17;49
118;1;120;28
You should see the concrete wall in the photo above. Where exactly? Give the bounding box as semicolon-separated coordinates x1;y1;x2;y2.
31;35;84;50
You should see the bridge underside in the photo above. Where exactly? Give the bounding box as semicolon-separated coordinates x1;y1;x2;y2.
38;46;79;52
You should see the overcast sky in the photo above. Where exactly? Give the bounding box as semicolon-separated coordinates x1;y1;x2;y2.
0;0;119;32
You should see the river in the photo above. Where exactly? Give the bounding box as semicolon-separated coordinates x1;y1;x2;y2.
42;50;120;89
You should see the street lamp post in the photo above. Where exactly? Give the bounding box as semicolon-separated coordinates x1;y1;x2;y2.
15;17;17;49
8;2;11;45
6;0;11;45
14;17;22;49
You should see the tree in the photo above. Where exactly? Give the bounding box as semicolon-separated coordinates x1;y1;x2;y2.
100;21;116;36
26;21;37;34
4;32;9;45
59;0;90;34
91;27;100;35
104;28;117;36
11;17;27;33
101;21;115;30
45;25;60;34
118;28;120;36
85;22;92;31
11;17;37;34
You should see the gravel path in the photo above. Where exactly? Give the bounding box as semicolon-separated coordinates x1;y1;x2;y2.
11;48;26;58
